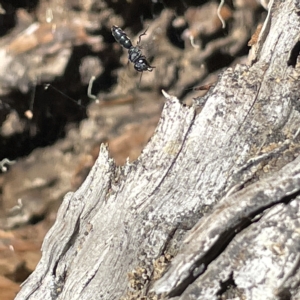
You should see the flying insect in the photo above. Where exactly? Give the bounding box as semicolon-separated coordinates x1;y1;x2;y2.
111;25;155;73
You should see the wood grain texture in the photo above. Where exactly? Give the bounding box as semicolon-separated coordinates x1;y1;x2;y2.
15;0;300;299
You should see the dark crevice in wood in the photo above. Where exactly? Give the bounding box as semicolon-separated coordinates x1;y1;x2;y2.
287;41;300;67
160;227;178;255
276;288;292;300
50;272;66;298
167;219;250;297
168;189;300;297
52;218;81;277
215;272;237;297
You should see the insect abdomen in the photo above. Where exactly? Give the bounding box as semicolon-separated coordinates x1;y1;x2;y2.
111;26;132;49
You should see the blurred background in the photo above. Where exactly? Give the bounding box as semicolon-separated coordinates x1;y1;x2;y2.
0;0;266;298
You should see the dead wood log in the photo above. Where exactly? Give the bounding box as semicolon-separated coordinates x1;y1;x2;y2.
15;0;300;299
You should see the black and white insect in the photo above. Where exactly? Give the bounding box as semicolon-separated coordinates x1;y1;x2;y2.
111;25;155;72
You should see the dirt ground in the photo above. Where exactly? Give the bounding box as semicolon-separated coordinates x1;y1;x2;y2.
0;0;264;298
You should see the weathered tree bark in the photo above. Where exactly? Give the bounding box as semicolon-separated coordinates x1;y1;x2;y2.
15;0;300;299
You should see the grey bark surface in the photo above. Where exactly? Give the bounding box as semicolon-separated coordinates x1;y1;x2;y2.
15;0;300;299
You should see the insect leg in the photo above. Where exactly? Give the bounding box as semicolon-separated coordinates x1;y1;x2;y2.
138;72;143;88
137;27;149;45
